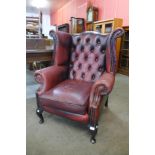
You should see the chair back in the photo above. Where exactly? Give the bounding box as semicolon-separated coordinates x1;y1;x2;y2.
69;32;109;82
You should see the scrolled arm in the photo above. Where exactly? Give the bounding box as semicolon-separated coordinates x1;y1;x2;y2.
34;65;68;95
89;72;115;109
89;72;115;126
106;28;125;73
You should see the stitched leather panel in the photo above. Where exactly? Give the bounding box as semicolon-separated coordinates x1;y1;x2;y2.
69;33;109;82
39;80;93;114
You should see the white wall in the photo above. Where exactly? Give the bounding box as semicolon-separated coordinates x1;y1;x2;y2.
26;12;56;38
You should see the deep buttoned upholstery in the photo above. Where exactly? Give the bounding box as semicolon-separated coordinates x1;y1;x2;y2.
34;29;124;143
69;34;109;82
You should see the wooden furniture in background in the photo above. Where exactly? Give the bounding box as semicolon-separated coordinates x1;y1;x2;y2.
87;6;98;22
58;23;69;33
86;22;94;31
118;26;129;75
26;50;53;63
93;18;123;34
70;17;85;34
26;38;54;70
26;12;42;38
86;6;98;31
93;18;123;71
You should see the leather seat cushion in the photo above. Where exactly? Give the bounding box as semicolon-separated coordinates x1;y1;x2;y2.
39;80;93;114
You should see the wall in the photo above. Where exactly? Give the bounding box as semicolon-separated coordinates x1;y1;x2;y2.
50;0;129;26
102;0;129;26
50;0;87;26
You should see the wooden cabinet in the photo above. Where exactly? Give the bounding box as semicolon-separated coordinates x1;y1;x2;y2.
87;6;98;22
93;18;123;71
118;26;129;75
86;6;98;31
70;17;85;34
86;22;94;31
57;23;69;33
26;12;42;38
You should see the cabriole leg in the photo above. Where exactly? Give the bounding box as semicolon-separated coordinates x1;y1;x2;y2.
36;93;44;124
89;123;98;144
105;96;109;107
36;108;44;124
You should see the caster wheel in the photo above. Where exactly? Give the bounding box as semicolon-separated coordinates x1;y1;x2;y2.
90;138;96;144
39;119;44;124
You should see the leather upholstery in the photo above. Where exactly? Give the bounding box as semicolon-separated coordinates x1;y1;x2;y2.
43;106;89;123
106;28;125;72
69;33;108;82
35;65;68;95
39;80;93;114
90;72;115;109
35;28;124;125
49;30;72;66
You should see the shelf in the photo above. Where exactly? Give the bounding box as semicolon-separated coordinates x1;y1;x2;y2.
121;49;128;51
26;16;39;19
27;20;39;23
26;14;42;38
119;66;128;69
121;54;129;57
26;16;39;23
26;35;39;37
119;67;129;74
26;27;40;31
119;26;129;75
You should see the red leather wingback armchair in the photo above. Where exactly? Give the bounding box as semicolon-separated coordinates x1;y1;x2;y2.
34;28;124;143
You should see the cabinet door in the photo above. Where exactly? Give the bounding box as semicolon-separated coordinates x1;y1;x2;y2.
118;27;129;75
77;19;85;33
93;23;103;33
86;23;93;31
103;21;114;34
70;18;77;33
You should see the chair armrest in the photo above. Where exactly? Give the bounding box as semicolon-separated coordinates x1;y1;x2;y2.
89;72;115;109
106;28;125;73
88;72;115;126
34;65;68;95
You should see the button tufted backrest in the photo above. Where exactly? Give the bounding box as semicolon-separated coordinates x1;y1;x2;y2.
69;32;109;82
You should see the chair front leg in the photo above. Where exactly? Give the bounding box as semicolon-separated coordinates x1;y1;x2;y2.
36;108;44;124
89;122;98;144
36;93;44;124
88;107;98;144
105;95;109;107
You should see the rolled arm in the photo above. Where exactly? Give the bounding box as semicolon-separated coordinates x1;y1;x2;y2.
89;72;115;109
89;72;115;126
34;65;68;95
106;28;125;73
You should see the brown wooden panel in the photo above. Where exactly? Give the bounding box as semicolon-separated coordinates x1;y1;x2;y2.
93;18;123;72
118;26;129;75
26;51;54;63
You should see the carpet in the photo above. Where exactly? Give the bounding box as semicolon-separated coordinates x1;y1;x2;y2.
26;74;129;155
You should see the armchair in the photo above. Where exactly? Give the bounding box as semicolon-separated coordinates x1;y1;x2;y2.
34;28;124;143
